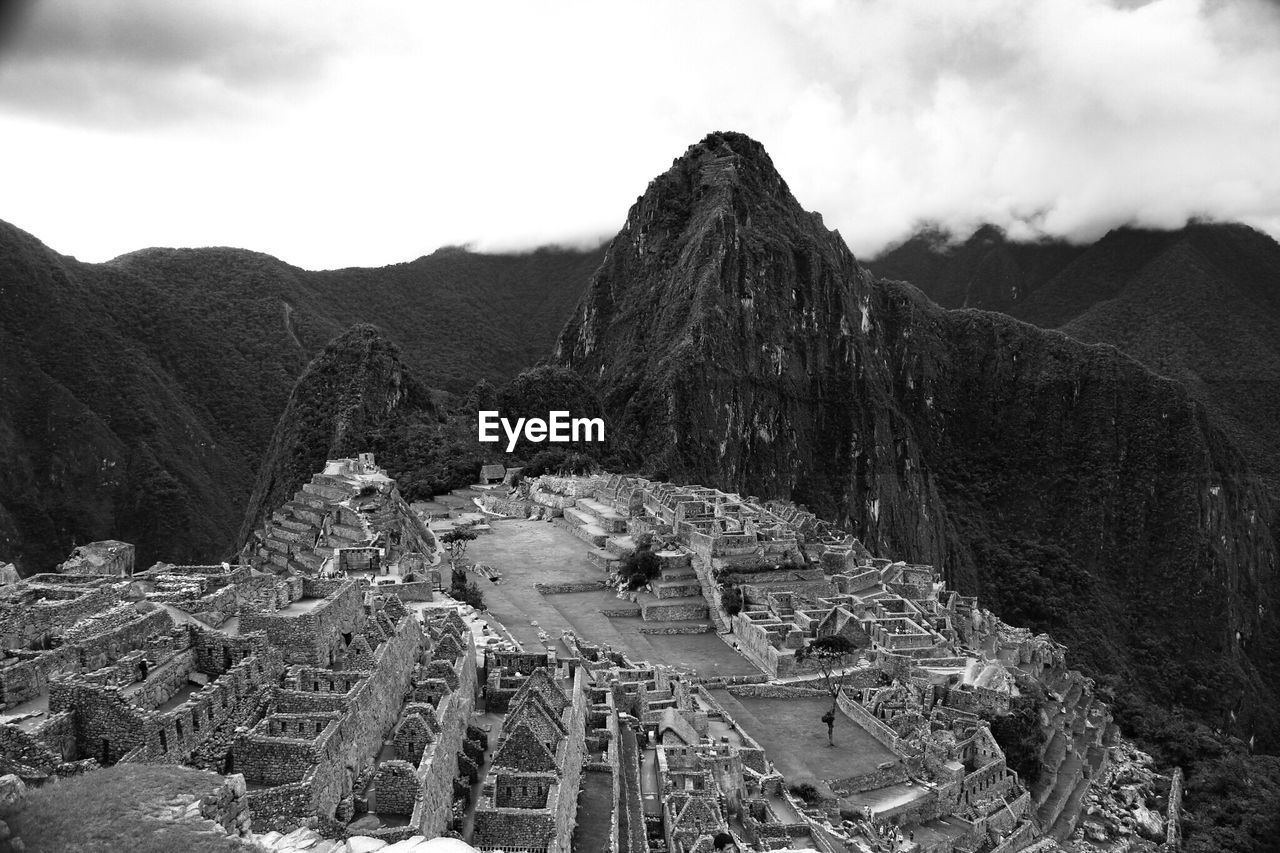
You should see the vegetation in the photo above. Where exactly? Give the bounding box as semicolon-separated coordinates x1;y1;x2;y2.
788;781;822;805
620;541;662;591
1104;687;1280;852
796;634;860;745
450;565;486;610
7;764;251;853
0;220;603;574
438;528;478;569
720;583;743;616
988;695;1046;788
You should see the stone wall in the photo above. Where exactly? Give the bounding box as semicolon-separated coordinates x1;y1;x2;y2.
0;585;120;648
534;581;607;595
828;760;908;796
1165;767;1184;851
163;585;239;628
410;639;477;837
239;579;364;666
50;647;280;767
238;574;304;611
75;607;174;672
836;689;902;754
725;684;827;700
245;771;317;833
373;760;418;815
0;721;64;772
235;611;426;830
311;614;424;820
234;714;337;786
194;630;273;676
0;645;78;707
128;649;198;709
392;581;437;602
198;772;253;837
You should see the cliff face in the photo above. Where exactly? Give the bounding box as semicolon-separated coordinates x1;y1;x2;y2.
555;131;1280;749
236;324;435;549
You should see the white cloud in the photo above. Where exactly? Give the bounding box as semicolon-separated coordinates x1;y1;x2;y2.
0;0;1277;268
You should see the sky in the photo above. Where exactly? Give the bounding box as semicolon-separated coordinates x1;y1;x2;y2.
1;0;1278;270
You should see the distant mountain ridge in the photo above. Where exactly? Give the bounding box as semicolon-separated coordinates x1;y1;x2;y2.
0;220;602;573
866;221;1280;499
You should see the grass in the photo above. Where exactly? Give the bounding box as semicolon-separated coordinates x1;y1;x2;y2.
8;764;260;853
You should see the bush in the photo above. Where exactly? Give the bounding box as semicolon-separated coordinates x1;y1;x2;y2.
788;782;822;804
721;584;743;616
450;566;486;609
989;696;1046;787
620;546;662;591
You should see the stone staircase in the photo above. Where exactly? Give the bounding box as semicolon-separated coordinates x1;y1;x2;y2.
635;555;709;622
256;474;375;574
557;493;712;626
1031;666;1114;839
560;497;629;550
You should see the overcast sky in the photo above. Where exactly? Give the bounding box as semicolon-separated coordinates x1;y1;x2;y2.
1;0;1278;270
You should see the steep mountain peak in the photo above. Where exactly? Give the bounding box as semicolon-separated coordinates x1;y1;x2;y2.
616;131;829;269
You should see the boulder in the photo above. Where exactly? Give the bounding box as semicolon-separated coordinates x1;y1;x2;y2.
0;774;27;817
1134;804;1165;839
381;838;427;852
345;837;387;853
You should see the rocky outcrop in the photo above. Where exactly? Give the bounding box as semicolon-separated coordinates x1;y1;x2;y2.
554;131;1280;753
1069;741;1177;850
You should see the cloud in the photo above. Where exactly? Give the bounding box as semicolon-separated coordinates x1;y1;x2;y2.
0;0;1278;268
0;0;345;127
750;0;1280;253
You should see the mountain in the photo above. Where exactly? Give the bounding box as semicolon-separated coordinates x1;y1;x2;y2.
235;324;437;547
555;133;1280;763
0;222;601;574
867;223;1280;500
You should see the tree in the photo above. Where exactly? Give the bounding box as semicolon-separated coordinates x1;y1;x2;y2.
796;634;859;745
721;584;744;616
620;546;662;591
439;528;477;570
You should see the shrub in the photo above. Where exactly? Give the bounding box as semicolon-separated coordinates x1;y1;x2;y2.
788;782;822;804
620;546;662;590
721;584;743;616
989;696;1046;788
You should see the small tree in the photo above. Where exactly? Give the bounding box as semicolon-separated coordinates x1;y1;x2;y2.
796;634;859;745
620;547;662;591
721;584;744;616
439;528;477;570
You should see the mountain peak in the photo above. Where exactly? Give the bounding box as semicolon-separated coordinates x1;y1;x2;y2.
615;131;811;262
235;323;431;548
